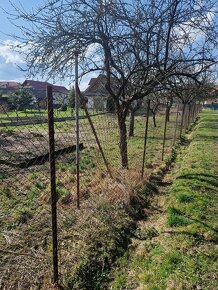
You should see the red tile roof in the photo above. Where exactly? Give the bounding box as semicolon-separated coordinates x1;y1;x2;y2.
23;80;69;94
0;81;18;88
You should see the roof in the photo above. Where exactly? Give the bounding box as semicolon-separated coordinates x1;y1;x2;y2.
0;81;18;88
23;80;69;94
52;85;69;94
83;75;109;97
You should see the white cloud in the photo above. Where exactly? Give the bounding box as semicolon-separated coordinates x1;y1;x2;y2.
0;40;99;89
173;9;216;47
0;40;24;64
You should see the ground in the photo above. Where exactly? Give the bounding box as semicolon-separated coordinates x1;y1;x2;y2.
0;107;206;289
110;110;218;290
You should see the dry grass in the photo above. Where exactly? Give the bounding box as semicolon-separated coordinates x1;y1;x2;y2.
0;109;182;289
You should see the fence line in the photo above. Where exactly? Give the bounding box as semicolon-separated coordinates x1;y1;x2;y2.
0;94;202;288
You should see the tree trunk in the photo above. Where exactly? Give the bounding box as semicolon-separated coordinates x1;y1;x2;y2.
166;105;171;122
173;104;179;145
161;106;168;161
193;104;197;120
129;110;135;137
117;111;128;169
187;104;191;128
166;97;173;122
180;103;186;138
152;112;157;127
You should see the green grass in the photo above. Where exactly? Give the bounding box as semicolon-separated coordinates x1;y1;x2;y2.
177;193;195;203
0;111;179;192
110;110;218;290
0;108;99;119
0;109;182;289
167;212;192;227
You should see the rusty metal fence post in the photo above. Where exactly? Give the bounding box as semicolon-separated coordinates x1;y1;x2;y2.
47;85;59;285
141;99;150;178
74;52;80;209
173;104;179;146
161;103;168;161
180;103;186;138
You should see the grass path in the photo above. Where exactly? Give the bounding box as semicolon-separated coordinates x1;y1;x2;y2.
110;111;218;290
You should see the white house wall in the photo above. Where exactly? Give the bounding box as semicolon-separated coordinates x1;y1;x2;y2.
87;97;94;109
53;92;68;105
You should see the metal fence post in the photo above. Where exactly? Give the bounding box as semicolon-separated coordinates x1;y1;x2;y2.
180;103;186;138
75;52;80;209
47;85;59;285
161;103;168;161
141;99;150;178
173;104;179;146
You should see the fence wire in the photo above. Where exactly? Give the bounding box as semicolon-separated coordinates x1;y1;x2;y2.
0;86;202;289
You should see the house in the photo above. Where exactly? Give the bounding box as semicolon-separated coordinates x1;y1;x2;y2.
83;75;111;111
0;81;18;95
22;80;69;108
0;81;18;89
204;85;218;105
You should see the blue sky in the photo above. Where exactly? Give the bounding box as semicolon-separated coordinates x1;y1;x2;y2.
0;0;92;89
0;1;217;87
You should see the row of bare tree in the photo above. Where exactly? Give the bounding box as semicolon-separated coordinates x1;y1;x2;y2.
10;0;218;167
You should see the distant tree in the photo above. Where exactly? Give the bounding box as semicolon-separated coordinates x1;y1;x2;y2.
0;93;9;114
0;92;4;102
168;74;215;135
8;86;33;119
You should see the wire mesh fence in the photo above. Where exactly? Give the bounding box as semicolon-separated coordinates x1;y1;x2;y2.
0;84;202;289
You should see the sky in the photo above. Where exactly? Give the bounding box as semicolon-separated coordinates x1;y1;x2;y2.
0;0;92;90
0;1;217;88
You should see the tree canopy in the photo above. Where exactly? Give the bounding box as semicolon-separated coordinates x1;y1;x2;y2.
9;0;218;167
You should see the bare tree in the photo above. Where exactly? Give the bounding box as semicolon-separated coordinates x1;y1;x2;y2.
9;0;218;167
128;100;142;137
169;71;215;136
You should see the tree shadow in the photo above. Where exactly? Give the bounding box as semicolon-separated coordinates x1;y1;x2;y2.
177;174;218;188
195;135;218;141
161;230;218;243
169;208;218;233
199;124;218;130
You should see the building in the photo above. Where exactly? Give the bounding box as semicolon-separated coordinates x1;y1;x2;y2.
204;85;218;105
22;80;69;108
0;81;18;94
83;75;110;110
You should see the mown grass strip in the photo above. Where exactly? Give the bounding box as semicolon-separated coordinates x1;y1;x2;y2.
111;111;218;290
